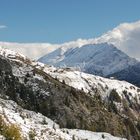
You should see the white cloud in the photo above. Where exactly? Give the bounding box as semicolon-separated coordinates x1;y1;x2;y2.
0;20;140;61
0;25;7;29
0;42;60;59
94;20;140;60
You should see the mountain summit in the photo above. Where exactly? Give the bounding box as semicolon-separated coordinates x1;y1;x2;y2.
39;43;138;76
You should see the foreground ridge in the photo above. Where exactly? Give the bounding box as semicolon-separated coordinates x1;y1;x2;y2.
0;48;139;140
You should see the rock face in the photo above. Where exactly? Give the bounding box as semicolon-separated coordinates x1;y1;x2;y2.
0;48;140;140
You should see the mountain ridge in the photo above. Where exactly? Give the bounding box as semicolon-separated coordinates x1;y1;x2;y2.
0;48;140;139
39;43;138;76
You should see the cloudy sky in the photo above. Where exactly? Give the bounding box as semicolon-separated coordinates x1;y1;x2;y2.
0;0;140;43
0;0;140;61
94;20;140;60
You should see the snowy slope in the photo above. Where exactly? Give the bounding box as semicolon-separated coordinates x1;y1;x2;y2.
39;43;138;76
43;66;140;104
1;47;140;112
1;47;140;111
63;129;127;140
0;98;127;140
0;48;139;139
93;20;140;61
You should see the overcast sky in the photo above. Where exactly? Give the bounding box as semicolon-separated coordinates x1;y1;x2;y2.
0;0;140;43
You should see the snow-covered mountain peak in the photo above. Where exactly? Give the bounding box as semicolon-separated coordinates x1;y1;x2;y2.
1;47;140;108
39;43;138;76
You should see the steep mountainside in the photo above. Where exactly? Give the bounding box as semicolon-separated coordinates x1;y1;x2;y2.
39;43;138;76
108;63;140;87
0;48;140;140
1;98;126;140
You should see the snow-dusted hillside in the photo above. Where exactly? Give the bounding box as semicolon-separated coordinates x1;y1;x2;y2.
0;98;127;140
0;48;128;140
0;48;140;139
0;98;70;140
1;47;140;115
39;43;138;76
63;129;127;140
42;65;140;105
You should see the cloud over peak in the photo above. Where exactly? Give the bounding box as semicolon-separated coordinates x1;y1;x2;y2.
94;20;140;60
0;20;140;61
